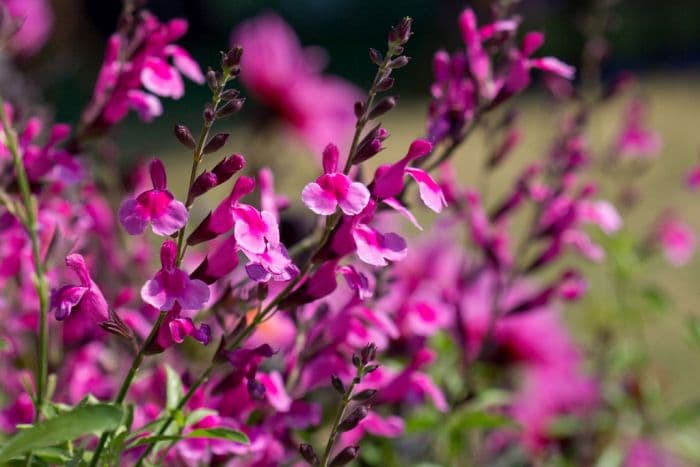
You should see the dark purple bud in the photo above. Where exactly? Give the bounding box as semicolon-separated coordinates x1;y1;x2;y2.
389;17;413;46
329;446;360;467
369;48;383;66
337;406;369;432
364;364;379;373
352;354;361;368
375;76;394;92
222;45;244;70
368;96;397;119
98;310;133;340
508;285;557;315
217;98;245;117
203;104;215;124
361;342;377;364
203;133;230;154
211;153;246;184
247;378;266;400
331;374;345;394
299;444;319;466
174;124;196;150
388;56;410;69
351;389;377;401
487;129;521;169
221;89;240;101
206;67;219;92
354;101;365;119
525;238;563;273
188;171;217;204
354;124;388;164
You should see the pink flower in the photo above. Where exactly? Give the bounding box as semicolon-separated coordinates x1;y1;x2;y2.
623;439;680;467
686;164;700;189
118;159;188;236
50;254;109;322
141;240;210;311
372;139;447;213
578;200;622;234
655;215;696;266
2;0;53;57
84;12;203;128
154;304;211;350
232;14;360;156
302;144;370;215
615;99;663;159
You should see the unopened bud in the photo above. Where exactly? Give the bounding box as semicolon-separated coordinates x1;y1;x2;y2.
389;56;410;69
203;133;229;154
203;104;215;124
299;444;319;466
375;76;394;92
211;154;245;184
329;446;359;467
188;171;217;204
368;96;397;119
174;124;195;149
368;48;383;66
331;375;345;394
351;389;377;401
389;17;413;46
354;101;365;119
222;45;243;70
217;98;245;117
337;406;368;432
206;67;219;92
360;342;377;364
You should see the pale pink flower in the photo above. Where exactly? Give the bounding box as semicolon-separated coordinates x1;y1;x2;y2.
118;159;188;236
302;144;370;216
656;215;696;266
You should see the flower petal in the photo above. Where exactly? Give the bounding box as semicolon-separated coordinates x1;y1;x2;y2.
301;182;338;215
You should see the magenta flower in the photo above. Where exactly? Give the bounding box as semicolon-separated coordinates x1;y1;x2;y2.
50;254;109;322
232;14;360;156
655;215;696;266
615;99;663;159
302;144;370;215
154;304;211;351
686;164;700;189
352;222;408;267
84;12;204;128
118;159;188;236
141;240;210;311
372;139;447;213
2;0;53;57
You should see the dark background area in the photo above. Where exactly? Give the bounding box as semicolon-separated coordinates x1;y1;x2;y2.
33;0;700;119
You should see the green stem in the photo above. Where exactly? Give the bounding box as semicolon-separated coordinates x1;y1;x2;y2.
320;375;359;467
89;310;168;467
0;97;50;420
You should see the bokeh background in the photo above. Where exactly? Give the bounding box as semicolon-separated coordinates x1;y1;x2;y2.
17;0;700;407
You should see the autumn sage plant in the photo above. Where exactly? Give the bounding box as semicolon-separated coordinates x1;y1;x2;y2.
0;0;698;466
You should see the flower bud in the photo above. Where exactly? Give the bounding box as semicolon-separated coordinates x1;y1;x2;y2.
211;153;246;184
222;45;244;70
206;67;219;92
389;17;413;46
188;171;217;204
203;104;215;124
369;48;383;66
375;76;394;92
299;444;319;466
351;389;377;401
203;133;230;154
174;124;195;149
329;446;359;467
389;56;410;69
331;374;345;394
217;98;245;118
221;89;240;101
368;96;397;119
361;342;377;364
337;406;368;432
354;101;365;119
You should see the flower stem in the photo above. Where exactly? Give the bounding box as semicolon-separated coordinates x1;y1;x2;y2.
0;97;50;421
89;310;168;467
319;373;360;467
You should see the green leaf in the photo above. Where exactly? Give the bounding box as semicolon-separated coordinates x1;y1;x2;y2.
450;410;514;431
0;403;123;463
131;428;249;448
165;365;184;411
187;428;249;443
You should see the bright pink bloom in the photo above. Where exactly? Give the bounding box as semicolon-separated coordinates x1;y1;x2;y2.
623;439;680;467
50;254;109;322
233;14;360;156
141;240;210;311
352;222;407;267
119;159;188;236
615;99;663;159
84;13;203;128
155;304;211;350
655;215;696;266
2;0;53;57
686;163;700;189
372;139;446;213
302;144;370;215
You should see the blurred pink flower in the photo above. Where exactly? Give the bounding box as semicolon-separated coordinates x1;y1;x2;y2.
232;13;361;156
615;99;663;159
2;0;53;57
50;254;109;323
624;439;680;467
655;215;696;266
